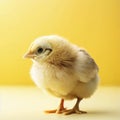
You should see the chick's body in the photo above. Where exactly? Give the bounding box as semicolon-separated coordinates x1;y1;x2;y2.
30;49;98;100
24;35;99;115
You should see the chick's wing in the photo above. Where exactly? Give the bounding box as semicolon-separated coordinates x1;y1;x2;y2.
75;49;99;83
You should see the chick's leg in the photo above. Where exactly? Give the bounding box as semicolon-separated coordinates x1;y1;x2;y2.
45;99;66;114
56;99;66;113
64;97;87;115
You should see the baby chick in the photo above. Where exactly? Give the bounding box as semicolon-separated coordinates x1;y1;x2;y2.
24;35;99;115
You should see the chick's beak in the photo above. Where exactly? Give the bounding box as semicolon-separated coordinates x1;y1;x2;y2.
23;52;36;59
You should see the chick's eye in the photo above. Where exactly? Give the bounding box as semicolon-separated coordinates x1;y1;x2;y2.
37;48;43;54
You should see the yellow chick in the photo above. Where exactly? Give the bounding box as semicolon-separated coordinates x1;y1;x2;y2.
24;35;99;115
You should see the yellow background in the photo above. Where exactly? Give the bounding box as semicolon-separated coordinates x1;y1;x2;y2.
0;0;119;86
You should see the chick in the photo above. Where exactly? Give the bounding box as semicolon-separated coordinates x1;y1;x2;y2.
24;35;99;115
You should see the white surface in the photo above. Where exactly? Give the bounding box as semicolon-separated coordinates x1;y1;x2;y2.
0;86;120;120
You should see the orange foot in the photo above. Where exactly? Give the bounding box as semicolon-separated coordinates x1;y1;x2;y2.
45;99;66;114
63;109;87;115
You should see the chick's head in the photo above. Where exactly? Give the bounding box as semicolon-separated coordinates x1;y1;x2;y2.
24;35;72;63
